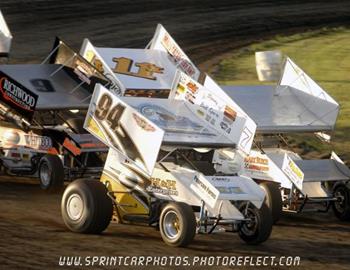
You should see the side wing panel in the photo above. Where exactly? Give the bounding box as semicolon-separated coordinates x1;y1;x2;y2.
80;38;125;96
121;96;234;147
0;70;38;121
277;57;339;130
149;24;201;80
84;84;164;176
170;71;256;154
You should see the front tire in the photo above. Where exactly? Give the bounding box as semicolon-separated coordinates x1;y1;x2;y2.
260;182;282;224
332;184;350;221
238;202;273;245
38;154;64;191
61;179;113;234
159;202;196;247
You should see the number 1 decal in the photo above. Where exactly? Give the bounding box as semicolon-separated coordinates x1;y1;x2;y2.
112;57;164;80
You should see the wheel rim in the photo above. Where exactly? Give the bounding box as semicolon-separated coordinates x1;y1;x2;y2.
163;210;180;240
40;162;51;187
334;187;347;214
241;207;259;236
66;193;84;221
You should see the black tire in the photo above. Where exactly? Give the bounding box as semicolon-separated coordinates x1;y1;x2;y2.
238;202;273;245
332;184;350;221
159;202;196;247
61;179;113;234
38;154;64;191
260;182;282;224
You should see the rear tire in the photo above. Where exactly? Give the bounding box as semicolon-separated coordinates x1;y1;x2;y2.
159;202;196;247
260;182;282;224
38;154;64;191
238;202;273;245
332;184;350;221
61;179;113;233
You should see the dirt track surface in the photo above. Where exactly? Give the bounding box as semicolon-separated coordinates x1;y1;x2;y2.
0;177;349;270
1;1;350;269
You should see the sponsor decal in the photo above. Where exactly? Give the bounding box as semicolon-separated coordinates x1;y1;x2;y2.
245;164;269;172
212;176;230;181
244;156;269;172
224;106;237;122
0;71;38;120
161;33;196;77
174;72;238;137
185;92;195;104
244;156;269;165
132;113;156;132
137;103;213;136
282;154;304;190
24;134;52;149
287;160;303;180
186;82;198;94
193;175;218;201
147;177;178;196
176;84;185;94
216;186;245;194
0;128;54;152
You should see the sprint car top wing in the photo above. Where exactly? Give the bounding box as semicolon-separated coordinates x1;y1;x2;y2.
0;69;38;121
148;25;257;153
80;26;257;152
0;38;123;119
148;24;201;80
169;71;255;153
0;64;107;112
84;84;235;177
222;58;339;133
0;10;12;56
84;84;165;176
80;40;178;96
294;159;350;182
122;96;236;148
49;38;124;96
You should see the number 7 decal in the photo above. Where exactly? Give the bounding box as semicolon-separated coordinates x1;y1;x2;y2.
239;127;253;154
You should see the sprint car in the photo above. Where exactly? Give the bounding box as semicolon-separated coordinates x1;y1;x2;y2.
61;84;273;247
216;58;350;222
0;40;115;190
